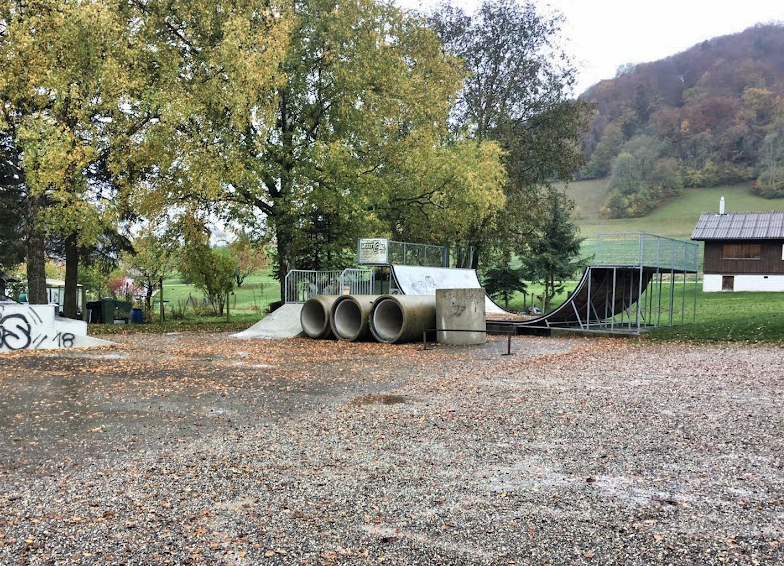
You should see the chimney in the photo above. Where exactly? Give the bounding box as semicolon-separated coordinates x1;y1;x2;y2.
719;196;725;215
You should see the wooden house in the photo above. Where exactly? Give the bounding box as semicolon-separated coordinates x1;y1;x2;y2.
692;210;784;292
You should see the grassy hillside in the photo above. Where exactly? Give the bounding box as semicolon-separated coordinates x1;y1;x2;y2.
562;180;784;241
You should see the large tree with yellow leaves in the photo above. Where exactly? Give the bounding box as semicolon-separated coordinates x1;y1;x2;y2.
129;0;505;298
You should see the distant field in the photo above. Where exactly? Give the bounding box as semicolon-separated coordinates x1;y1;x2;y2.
160;272;280;317
560;180;784;241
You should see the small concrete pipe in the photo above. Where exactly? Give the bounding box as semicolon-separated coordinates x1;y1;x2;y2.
300;295;341;339
369;295;436;344
330;295;381;341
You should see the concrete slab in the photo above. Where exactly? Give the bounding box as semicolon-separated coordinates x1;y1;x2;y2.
391;264;507;314
232;303;305;339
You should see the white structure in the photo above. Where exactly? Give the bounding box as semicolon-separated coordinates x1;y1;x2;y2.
0;304;113;353
702;274;784;292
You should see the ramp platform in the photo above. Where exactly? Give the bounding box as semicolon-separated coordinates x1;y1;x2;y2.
232;303;305;339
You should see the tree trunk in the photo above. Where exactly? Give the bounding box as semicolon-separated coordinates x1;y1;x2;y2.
276;230;294;303
64;233;79;319
145;283;153;310
25;198;48;305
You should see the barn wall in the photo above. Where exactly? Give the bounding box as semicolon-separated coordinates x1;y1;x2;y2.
703;240;784;274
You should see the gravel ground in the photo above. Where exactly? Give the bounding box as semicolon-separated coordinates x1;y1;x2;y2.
0;333;782;565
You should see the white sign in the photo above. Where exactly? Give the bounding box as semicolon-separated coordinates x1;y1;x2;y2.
357;238;389;265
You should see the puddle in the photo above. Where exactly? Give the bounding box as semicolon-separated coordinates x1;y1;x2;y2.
353;394;409;406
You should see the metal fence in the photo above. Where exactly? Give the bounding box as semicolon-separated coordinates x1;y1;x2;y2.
593;233;699;272
284;268;375;304
387;241;449;267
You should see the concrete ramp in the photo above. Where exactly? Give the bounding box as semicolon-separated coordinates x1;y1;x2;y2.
232;303;305;339
0;304;115;353
390;264;507;314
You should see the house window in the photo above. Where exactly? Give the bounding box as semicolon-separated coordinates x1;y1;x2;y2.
722;243;761;260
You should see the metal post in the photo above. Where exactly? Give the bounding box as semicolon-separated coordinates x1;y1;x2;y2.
603;270;609;329
681;270;686;325
637;266;643;333
694;271;699;323
159;277;165;322
656;269;663;328
585;268;592;329
669;269;675;326
502;333;513;356
611;267;617;333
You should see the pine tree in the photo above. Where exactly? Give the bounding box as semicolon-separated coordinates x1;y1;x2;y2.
522;195;584;311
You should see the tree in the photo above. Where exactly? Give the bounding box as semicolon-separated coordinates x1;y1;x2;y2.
754;119;784;198
603;136;683;218
428;0;589;267
0;0;143;315
130;0;504;299
124;227;174;311
0;134;26;272
522;194;584;311
178;216;237;316
481;257;526;310
227;233;268;288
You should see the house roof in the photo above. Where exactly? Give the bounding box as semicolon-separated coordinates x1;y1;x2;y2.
692;211;784;240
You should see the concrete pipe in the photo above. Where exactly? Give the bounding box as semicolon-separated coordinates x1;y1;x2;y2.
369;295;436;344
300;295;341;339
330;295;382;342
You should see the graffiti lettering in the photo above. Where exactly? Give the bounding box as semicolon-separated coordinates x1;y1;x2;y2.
0;310;77;351
0;314;32;350
54;332;75;349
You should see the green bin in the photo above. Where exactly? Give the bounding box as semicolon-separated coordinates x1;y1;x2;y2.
99;298;118;324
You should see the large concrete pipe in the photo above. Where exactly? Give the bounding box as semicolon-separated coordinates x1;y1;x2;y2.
436;288;486;345
330;295;381;342
369;295;436;344
300;295;341;339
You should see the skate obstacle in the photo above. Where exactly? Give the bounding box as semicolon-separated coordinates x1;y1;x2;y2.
0;304;114;353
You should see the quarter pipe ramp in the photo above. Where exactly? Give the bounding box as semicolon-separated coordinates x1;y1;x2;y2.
390;265;507;314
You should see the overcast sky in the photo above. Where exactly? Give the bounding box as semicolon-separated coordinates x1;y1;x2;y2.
395;0;784;95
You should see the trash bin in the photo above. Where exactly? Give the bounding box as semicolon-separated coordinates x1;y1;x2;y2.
86;300;102;323
116;301;133;322
99;298;118;324
130;308;143;323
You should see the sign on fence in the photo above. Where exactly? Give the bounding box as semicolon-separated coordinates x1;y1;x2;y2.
357;238;389;265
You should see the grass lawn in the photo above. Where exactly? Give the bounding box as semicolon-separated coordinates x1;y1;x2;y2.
160;272;281;316
646;285;784;343
495;278;784;343
562;181;784;241
93;313;261;335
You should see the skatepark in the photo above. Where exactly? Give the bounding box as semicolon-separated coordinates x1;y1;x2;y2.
234;233;700;343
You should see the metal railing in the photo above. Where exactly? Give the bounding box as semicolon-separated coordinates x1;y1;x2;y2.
387;241;449;267
284;268;375;304
593;233;699;272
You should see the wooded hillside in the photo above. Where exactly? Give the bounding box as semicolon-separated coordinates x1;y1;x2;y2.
579;24;784;218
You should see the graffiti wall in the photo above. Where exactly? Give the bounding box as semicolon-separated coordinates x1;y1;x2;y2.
0;304;108;353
